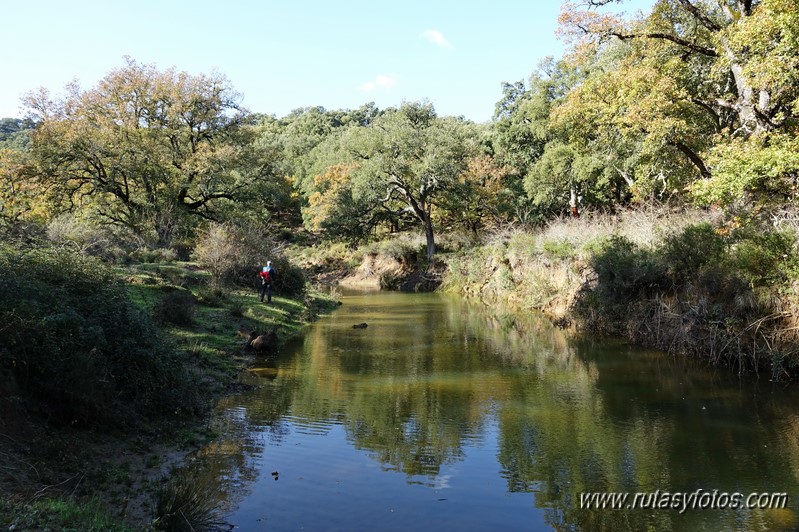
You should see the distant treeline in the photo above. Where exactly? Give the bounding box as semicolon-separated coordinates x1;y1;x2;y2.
1;1;796;255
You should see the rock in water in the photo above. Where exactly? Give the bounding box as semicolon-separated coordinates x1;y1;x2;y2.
251;330;278;351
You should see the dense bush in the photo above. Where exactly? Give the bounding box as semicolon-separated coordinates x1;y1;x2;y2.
45;214;149;265
660;223;726;283
589;235;667;306
153;290;196;326
574;222;799;376
269;256;307;297
0;244;205;426
729;230;798;285
191;223;241;287
193;221;307;296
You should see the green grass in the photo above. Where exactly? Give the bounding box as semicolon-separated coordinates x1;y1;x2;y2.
1;497;131;532
124;261;334;383
1;251;335;531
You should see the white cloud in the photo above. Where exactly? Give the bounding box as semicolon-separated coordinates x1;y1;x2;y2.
421;29;452;49
358;74;398;92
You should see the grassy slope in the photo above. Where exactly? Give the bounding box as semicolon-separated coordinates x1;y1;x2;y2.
0;260;335;530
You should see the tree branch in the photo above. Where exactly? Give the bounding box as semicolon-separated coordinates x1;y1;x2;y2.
609;30;718;57
676;0;721;31
690;98;721;129
669;140;711;178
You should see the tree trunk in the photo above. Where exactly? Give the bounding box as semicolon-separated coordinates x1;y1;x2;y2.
570;184;580;218
423;216;436;261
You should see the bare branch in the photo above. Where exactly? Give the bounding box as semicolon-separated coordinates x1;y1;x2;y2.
676;0;722;31
668;140;711;178
609;30;719;57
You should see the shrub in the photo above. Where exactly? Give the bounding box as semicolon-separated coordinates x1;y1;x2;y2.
46;214;110;253
193;221;307;296
270;257;307;297
729;230;797;285
361;233;425;263
228;300;244;318
0;244;205;426
191;223;240;287
542;239;575;260
590;235;666;304
153;470;226;531
132;247;178;264
46;214;136;263
660;223;726;283
195;286;227;307
153;291;196;326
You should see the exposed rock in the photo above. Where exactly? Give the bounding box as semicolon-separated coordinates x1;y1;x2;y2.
251;330;278;351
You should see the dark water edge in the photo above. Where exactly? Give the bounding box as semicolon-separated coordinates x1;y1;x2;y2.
188;291;799;531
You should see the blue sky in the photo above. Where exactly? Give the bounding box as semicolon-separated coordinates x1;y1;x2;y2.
1;0;655;123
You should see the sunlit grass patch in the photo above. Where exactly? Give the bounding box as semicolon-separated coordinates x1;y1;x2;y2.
1;497;130;532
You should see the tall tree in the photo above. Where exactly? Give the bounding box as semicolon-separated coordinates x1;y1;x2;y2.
558;0;799;199
560;0;788;134
23;58;267;244
349;102;477;261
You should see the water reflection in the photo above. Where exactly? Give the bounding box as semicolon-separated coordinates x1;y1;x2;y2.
192;291;799;531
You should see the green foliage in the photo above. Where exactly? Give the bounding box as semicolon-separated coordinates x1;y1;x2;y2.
543;0;799;213
729;229;798;285
541;239;575;260
589;235;667;307
23;58;276;245
1;496;129;532
153;290;197;326
692;134;799;205
0;244;205;426
228;299;245;318
363;234;423;262
192;221;302;292
195;286;228;307
660;223;726;283
0;118;34;140
132;247;179;264
303;101;480;259
271;256;308;298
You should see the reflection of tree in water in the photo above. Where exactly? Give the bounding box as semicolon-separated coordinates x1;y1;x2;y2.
191;294;799;531
184;359;305;519
289;297;496;478
486;316;799;531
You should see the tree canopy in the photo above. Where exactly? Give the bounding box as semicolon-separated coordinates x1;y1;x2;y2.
22;58;276;244
2;0;797;248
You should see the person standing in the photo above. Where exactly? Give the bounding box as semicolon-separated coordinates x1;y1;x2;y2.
259;260;276;303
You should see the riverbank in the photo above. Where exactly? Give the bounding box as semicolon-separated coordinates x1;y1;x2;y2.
294;207;799;380
0;248;335;530
446;208;799;380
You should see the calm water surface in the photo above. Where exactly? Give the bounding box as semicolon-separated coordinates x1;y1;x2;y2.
196;291;799;531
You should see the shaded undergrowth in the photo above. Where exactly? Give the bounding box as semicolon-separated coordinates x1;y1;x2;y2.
0;242;335;530
0;244;206;428
576;221;799;379
441;208;799;380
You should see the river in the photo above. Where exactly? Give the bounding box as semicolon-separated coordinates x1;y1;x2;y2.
192;291;799;531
